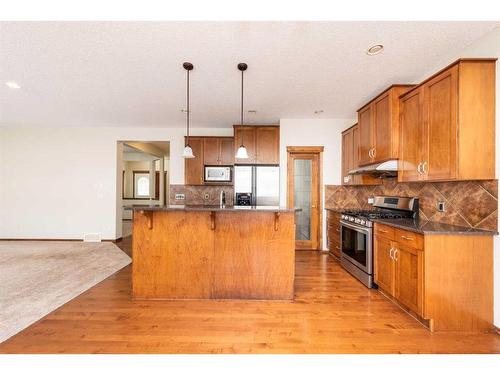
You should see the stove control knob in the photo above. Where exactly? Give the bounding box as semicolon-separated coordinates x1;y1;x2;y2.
350;217;355;222
360;219;366;226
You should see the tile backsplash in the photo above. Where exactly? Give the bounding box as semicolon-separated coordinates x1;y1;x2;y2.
170;185;234;206
325;178;498;231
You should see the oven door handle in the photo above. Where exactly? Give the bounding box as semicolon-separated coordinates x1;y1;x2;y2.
340;220;371;234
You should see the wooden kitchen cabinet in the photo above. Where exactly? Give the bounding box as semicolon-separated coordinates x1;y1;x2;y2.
341;124;381;186
326;210;341;258
399;58;496;182
374;222;493;332
234;125;279;165
184;137;204;185
374;235;396;295
203;137;234;165
357;85;414;166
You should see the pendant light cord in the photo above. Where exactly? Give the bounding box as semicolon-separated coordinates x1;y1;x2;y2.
186;69;190;146
240;68;244;147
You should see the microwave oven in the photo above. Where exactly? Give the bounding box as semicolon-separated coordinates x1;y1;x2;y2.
204;166;232;182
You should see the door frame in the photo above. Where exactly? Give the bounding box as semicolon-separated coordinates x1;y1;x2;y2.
286;146;324;250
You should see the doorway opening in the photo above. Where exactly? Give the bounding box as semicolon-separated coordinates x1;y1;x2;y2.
286;146;323;250
116;141;170;240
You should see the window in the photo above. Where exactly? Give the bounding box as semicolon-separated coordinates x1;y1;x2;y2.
133;172;150;198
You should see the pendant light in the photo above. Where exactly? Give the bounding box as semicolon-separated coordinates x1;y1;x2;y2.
182;62;195;158
235;63;249;159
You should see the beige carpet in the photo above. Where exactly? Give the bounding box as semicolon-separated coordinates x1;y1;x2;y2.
0;241;131;343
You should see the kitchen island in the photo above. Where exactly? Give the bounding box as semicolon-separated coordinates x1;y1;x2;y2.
127;205;297;300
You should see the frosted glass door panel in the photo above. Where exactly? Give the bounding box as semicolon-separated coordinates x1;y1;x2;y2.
294;159;312;240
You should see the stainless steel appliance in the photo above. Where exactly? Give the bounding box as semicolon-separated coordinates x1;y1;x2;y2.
340;196;419;288
234;165;280;206
236;193;252;206
204;166;232;182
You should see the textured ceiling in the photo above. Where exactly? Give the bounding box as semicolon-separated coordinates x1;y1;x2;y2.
1;21;499;128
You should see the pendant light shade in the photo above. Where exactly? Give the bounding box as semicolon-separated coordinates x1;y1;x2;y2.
236;145;249;159
182;62;195;159
236;63;249;159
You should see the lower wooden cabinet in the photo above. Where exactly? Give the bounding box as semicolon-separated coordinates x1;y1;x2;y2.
327;210;341;258
374;228;424;317
373;223;493;332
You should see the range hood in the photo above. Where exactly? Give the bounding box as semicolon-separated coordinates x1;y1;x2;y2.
348;160;398;177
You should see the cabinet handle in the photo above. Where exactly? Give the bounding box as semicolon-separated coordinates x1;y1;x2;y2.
401;235;414;241
422;161;427;174
394;249;399;261
389;247;395;260
378;229;388;233
335;245;340;250
336;228;340;232
372;147;376;158
417;162;422;174
368;149;372;158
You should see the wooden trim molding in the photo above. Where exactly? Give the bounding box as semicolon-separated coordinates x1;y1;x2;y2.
286;146;324;153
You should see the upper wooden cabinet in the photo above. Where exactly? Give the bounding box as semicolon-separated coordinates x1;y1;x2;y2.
185;136;234;185
341;124;381;186
357;85;415;166
399;59;496;182
203;137;234;165
234;125;279;165
184;137;205;185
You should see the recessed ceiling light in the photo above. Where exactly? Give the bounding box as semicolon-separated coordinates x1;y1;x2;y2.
314;110;324;115
367;44;384;56
5;81;21;89
248;110;257;114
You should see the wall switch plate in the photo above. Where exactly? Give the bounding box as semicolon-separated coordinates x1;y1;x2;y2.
204;193;210;200
175;193;185;200
367;197;374;204
437;201;446;212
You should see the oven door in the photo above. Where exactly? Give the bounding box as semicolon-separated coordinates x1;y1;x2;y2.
340;220;372;274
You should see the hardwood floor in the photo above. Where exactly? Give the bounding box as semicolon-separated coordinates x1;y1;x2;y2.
0;236;498;354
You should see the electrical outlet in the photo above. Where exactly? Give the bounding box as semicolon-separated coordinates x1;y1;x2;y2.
204;193;210;200
367;197;374;204
175;193;185;200
437;201;446;212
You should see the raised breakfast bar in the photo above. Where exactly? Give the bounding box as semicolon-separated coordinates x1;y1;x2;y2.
127;205;297;300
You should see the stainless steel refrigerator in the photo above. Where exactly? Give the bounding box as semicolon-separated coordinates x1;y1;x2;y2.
234;165;280;206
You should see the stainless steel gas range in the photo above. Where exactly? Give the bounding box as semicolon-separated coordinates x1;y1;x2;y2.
340;196;419;288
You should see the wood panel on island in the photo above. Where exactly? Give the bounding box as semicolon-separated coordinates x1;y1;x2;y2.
131;207;296;300
374;222;493;332
399;58;496;182
326;210;341;258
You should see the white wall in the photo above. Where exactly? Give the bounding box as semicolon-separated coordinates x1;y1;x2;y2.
426;26;500;327
279;119;356;249
0;126;232;240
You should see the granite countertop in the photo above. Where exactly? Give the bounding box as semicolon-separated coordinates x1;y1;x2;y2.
372;218;497;236
125;204;300;213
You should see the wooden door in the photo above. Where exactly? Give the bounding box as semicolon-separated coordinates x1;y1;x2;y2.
341;129;353;185
255;127;280;164
219;138;235;165
373;92;391;162
358;104;373;166
234;126;256;164
374;236;395;295
287;149;322;250
203;137;219;165
394;245;423;315
422;65;458;181
184;137;204;185
398;88;424;182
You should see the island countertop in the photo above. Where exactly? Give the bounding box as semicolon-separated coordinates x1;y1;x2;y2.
125;204;299;213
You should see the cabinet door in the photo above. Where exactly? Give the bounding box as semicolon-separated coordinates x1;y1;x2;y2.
373;92;391;162
256;127;279;164
422;65;458;181
399;88;425;182
358;104;373;166
184;137;204;185
234;127;256;164
394;245;423;316
341;129;353;184
219;138;235;165
203;137;220;165
374;235;395;296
